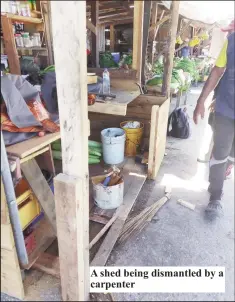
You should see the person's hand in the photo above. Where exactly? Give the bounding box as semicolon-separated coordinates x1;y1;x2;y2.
193;102;205;124
208;100;215;113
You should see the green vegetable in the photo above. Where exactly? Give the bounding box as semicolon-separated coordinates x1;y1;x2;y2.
52;150;62;160
89;149;101;157
89;158;100;164
88;140;102;148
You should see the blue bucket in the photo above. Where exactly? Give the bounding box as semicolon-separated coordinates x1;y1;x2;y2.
111;53;120;64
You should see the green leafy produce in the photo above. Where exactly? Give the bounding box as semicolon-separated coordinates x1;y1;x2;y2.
123;54;132;66
152;61;164;76
99;52;119;68
147;76;163;86
175;58;198;81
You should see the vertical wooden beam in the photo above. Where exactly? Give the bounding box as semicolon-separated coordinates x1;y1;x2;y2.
42;1;54;65
149;2;158;65
51;1;89;301
1;16;20;75
110;24;115;52
161;1;180;97
91;0;99;67
132;0;144;82
141;0;151;84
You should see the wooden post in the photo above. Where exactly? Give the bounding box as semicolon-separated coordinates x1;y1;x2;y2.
51;2;89;301
1;16;20;74
91;0;99;66
41;1;54;65
161;1;180;97
132;0;144;82
141;1;151;84
110;24;115;52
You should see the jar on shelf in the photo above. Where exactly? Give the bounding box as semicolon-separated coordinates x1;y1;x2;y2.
22;32;30;48
33;33;41;47
16;1;21;15
10;1;17;15
25;3;31;17
20;3;27;16
15;33;24;47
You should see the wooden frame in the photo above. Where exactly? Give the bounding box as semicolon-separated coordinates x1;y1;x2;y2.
51;1;89;301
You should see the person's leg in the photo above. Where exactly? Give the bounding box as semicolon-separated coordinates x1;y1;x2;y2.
225;138;234;179
207;113;234;218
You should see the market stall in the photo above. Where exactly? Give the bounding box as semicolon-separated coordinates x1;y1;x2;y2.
1;1;180;301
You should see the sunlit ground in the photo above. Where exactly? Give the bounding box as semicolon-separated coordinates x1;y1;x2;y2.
160;161;209;193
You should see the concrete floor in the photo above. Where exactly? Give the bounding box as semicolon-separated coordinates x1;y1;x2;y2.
1;86;234;301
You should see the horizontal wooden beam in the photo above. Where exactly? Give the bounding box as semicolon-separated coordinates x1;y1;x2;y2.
99;17;133;26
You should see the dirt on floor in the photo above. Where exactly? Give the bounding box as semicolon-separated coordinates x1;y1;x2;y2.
1;85;234;301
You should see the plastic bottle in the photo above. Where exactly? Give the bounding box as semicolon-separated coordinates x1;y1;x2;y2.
102;68;110;95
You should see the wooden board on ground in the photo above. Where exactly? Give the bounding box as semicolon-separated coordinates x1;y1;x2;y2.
6;132;61;159
21;159;57;234
91;159;147;266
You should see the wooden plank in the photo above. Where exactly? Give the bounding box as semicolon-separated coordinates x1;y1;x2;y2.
132;0;144;82
1;15;21;74
32;252;60;278
1;178;10;224
87;19;97;35
1;248;24;300
1;224;14;250
110;24;115;52
88;101;127;116
3;13;42;23
88;89;140;116
148;105;159;179
21;159;57;234
51;1;89;300
41;1;54;65
20;146;49;163
87;74;98;84
161;1;180;97
91;0;98;66
91;163;146;266
54;174;88;301
152;98;170;179
6;132;60;158
149;15;170;40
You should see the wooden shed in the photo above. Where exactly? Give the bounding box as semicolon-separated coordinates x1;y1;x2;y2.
1;1;180;300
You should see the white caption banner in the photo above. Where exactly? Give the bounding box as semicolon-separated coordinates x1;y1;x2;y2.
90;266;225;293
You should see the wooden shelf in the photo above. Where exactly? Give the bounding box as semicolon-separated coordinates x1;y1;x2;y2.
17;47;47;51
2;13;42;24
88;88;140;116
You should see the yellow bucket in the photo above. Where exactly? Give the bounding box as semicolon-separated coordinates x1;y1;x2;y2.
120;121;144;157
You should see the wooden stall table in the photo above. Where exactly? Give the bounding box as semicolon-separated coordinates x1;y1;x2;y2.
6;132;60;269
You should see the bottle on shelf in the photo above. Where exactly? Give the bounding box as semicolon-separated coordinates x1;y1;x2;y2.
102;68;110;95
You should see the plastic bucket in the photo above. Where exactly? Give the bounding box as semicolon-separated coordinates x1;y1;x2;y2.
120;121;144;157
101;128;126;165
92;175;124;209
